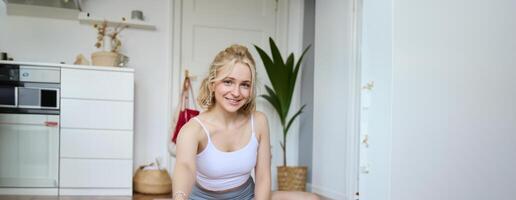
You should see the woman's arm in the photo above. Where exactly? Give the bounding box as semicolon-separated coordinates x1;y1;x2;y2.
254;111;272;200
172;122;201;200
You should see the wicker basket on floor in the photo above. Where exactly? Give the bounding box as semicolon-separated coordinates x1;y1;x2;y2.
133;166;172;194
277;166;307;191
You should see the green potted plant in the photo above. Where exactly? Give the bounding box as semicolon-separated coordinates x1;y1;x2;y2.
254;37;310;191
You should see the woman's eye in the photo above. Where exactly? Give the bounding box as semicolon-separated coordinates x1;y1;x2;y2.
223;80;232;85
240;84;250;89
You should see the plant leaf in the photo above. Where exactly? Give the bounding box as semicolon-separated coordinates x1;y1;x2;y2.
254;45;278;84
254;44;287;99
283;46;310;110
261;94;282;123
283;53;295;112
291;45;311;93
261;86;285;125
269;37;284;67
285;53;295;81
285;105;306;134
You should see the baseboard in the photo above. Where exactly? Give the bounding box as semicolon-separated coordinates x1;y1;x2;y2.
311;184;347;200
306;183;313;192
59;188;132;196
0;188;58;195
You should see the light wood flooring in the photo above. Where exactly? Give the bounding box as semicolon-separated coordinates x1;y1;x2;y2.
0;193;171;200
0;192;332;200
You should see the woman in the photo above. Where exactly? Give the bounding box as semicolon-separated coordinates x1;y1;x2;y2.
172;44;320;200
172;44;271;200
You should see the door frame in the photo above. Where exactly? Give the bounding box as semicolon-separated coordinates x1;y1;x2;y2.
346;0;363;199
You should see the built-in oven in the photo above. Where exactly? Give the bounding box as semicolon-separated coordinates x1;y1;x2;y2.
0;64;19;82
0;64;60;191
0;65;60;114
0;64;19;108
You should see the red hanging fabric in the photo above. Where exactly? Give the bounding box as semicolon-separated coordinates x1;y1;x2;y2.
171;74;199;144
172;108;199;143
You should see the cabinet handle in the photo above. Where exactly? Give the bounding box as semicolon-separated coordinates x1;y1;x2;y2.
45;121;59;127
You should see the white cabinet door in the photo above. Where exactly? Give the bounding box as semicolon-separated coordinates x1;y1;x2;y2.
61;68;134;101
60;129;133;159
59;159;132;188
60;99;133;130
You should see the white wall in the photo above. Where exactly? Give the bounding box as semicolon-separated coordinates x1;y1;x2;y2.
391;0;516;199
313;0;354;199
358;0;393;199
0;0;172;170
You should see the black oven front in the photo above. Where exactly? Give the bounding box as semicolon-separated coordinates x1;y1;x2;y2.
0;64;60;115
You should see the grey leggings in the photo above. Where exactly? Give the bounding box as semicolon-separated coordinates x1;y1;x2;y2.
189;177;255;200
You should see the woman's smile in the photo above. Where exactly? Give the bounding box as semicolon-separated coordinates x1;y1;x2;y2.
224;96;242;106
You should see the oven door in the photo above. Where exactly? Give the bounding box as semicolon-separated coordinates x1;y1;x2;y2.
17;87;60;110
0;114;59;188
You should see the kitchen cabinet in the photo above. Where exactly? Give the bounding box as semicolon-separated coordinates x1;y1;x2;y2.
59;67;134;196
0;61;135;196
60;99;133;130
60;68;134;100
60;129;133;159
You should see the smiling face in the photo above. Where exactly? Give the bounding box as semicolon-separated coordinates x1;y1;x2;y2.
197;44;257;114
211;62;252;113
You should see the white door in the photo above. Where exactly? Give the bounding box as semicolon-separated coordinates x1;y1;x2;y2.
179;0;279;94
172;0;288;189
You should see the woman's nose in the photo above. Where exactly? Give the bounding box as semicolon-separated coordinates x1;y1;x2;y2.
231;86;240;96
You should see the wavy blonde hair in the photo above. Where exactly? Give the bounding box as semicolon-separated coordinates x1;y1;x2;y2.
197;44;257;115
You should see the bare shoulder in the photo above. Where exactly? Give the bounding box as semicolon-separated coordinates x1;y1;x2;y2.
253;111;268;123
253;111;269;127
252;111;269;140
176;118;204;142
175;118;204;161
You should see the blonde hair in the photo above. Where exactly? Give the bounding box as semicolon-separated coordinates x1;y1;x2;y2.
197;44;257;115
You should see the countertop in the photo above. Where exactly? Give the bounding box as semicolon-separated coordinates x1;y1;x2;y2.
0;60;134;72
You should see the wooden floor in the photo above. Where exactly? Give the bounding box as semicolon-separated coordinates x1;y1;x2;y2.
0;193;171;200
0;192;332;200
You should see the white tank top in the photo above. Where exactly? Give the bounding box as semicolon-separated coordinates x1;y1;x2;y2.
193;115;259;191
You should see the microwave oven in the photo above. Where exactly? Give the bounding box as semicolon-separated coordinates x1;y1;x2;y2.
0;64;60;114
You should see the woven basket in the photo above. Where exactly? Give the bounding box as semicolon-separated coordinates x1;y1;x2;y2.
133;166;172;194
277;166;307;191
